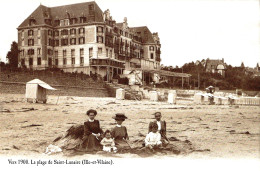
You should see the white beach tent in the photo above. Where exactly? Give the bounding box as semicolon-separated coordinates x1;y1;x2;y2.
25;79;56;103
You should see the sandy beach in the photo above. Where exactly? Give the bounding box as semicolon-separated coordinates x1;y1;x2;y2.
0;93;259;159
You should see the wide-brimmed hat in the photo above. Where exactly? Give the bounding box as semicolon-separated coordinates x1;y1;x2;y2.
112;113;128;120
86;109;97;116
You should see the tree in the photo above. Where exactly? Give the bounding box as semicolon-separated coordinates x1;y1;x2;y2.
6;41;19;68
240;62;245;68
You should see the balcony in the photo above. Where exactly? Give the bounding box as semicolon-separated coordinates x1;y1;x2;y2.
130;63;141;69
90;58;125;68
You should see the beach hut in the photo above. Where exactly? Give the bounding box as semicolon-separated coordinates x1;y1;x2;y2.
25;79;56;103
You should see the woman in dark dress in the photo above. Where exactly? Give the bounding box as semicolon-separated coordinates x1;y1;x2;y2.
81;109;103;152
111;113;130;152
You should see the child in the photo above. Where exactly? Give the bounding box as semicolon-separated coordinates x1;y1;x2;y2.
100;130;117;153
145;122;162;151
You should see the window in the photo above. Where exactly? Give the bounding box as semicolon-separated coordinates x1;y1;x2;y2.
64;19;69;26
110;50;112;58
80;17;86;23
48;49;53;56
150;53;154;59
28;39;34;46
60;20;64;26
106;49;108;57
71;58;75;65
89;48;93;58
70;18;77;25
79;28;85;34
48;30;52;36
54;51;58;58
70;29;76;35
54;39;59;46
97;36;103;43
71;49;75;65
97;26;103;33
149;46;154;51
54;20;60;26
79;37;85;44
29;58;33;66
21;30;24;38
63;50;67;65
125;32;128;37
28;30;34;36
27;49;34;55
48;39;53;46
48;58;52;66
98;48;102;56
63;50;67;58
63;58;67;65
61;29;68;35
70;38;76;45
55;59;58;66
37;48;41;55
21;59;25;66
61;39;68;46
54;30;59;36
80;48;84;65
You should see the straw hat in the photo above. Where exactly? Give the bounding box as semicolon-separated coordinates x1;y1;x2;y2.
112;113;128;120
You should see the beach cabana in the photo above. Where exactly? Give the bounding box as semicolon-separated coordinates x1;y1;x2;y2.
25;79;56;103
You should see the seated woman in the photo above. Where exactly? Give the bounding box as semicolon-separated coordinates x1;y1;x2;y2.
111;113;130;152
148;112;169;147
81;109;103;152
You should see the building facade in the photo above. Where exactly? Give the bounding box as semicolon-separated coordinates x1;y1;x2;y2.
17;1;161;82
205;58;226;77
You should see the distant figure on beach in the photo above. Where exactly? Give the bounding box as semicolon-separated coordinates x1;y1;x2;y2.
149;112;169;147
145;122;162;152
100;130;117;153
81;109;103;152
111;113;130;152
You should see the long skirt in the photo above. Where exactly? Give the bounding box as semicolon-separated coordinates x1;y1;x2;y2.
81;134;102;152
115;139;131;152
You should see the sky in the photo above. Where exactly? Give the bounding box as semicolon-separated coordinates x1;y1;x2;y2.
0;0;259;68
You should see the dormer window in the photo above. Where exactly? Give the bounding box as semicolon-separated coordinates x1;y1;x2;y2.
80;17;87;23
44;19;52;25
29;19;36;26
54;20;60;26
70;18;77;24
60;20;64;26
64;19;69;26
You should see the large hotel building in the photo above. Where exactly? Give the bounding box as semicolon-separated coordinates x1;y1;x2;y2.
17;1;163;83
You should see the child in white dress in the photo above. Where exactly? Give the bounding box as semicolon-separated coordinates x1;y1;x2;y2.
100;130;117;153
145;122;162;150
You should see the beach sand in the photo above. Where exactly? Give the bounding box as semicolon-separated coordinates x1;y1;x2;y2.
0;93;259;159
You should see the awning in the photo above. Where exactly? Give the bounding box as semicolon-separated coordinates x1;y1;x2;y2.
39;83;56;90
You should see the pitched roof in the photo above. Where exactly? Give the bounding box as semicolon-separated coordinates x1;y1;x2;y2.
129;26;155;44
18;1;104;28
206;59;224;67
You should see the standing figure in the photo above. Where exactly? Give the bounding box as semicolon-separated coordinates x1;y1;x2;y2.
111;113;130;152
148;112;169;147
81;109;103;152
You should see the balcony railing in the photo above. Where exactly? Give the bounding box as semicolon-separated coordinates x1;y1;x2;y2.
90;59;124;68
